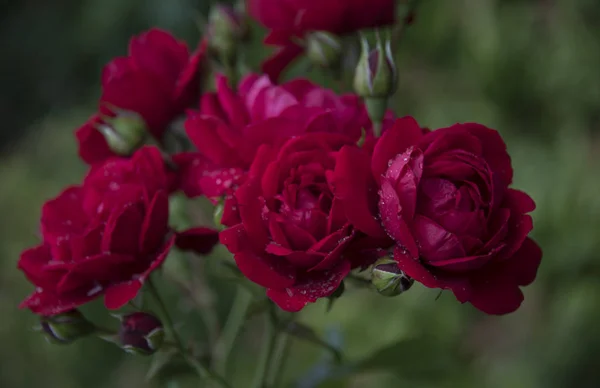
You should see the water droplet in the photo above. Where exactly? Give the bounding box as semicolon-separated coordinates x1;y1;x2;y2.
87;283;103;296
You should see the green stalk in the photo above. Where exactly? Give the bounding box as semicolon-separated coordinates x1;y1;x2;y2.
146;278;185;352
251;313;277;388
266;332;291;387
146;278;230;388
213;286;253;376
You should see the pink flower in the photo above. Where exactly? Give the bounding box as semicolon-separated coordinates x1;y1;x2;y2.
174;73;384;199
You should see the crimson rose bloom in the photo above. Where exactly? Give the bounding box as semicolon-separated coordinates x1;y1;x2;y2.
18;147;217;316
335;117;542;314
77;29;208;165
220;133;359;311
175;73;378;198
247;0;396;80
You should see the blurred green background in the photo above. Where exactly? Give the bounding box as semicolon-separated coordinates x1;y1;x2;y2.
2;0;600;387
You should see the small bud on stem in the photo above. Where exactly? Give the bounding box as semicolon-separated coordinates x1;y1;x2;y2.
353;32;397;137
39;310;95;344
118;312;165;355
371;257;414;297
306;31;343;70
97;111;148;156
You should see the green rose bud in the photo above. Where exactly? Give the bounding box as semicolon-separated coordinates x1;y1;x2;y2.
353;33;397;136
306;31;343;69
97;111;148;156
207;5;250;66
39;310;95;344
371;257;414;297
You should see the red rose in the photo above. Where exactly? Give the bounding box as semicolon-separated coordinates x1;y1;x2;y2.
77;29;208;165
220;133;359;311
335;117;542;314
247;0;396;80
18;147;217;316
175;74;380;198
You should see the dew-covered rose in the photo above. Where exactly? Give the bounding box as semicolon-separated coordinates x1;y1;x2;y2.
220;133;360;311
335;117;542;314
174;73;386;199
18;147;217;315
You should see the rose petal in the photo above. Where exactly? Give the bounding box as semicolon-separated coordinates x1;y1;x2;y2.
393;246;440;288
102;202;145;255
175;227;219;255
19;288;96;316
234;251;296;289
378;180;419;258
140;191;169;254
412;215;465;262
266;261;351;312
17;245;63;290
371;116;424;183
333;146;387;238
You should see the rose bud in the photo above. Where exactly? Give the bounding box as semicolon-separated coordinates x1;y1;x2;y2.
306;31;343;69
39;310;95;344
353;34;397;135
371;257;414;297
96;111;148;156
206;5;250;66
119;312;164;355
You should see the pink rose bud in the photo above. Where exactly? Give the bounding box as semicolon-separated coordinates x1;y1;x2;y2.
97;111;148;156
39;310;95;344
306;31;343;69
119;312;164;355
371;257;414;297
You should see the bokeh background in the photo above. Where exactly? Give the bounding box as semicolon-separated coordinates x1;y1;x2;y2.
1;0;600;387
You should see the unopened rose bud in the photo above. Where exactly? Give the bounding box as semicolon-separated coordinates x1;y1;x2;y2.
118;312;164;355
371;257;414;297
207;5;249;66
306;31;343;69
39;310;95;344
354;34;397;98
97;111;148;156
354;33;397;135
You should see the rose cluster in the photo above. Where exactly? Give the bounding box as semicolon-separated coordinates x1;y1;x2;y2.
18;0;541;332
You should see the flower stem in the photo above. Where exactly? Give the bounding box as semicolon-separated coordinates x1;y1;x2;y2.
147;278;231;388
251;312;277;388
266;331;292;387
391;0;421;52
213;285;252;376
146;278;185;352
